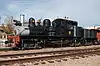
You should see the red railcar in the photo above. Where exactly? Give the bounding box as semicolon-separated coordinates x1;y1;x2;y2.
96;30;100;41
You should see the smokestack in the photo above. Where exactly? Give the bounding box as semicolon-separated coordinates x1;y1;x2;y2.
20;14;25;26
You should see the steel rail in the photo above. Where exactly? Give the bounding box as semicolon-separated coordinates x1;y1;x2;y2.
0;46;99;57
0;47;100;65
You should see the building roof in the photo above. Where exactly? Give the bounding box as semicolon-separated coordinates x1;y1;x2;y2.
0;26;3;31
87;26;100;30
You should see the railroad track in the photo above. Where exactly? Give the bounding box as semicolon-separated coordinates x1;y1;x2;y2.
0;47;100;66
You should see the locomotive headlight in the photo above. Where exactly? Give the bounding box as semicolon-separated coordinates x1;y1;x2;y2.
69;31;71;35
32;20;35;22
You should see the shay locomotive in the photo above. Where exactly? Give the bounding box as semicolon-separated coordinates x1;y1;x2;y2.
7;15;100;49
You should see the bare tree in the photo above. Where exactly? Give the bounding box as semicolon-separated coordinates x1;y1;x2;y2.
2;16;14;34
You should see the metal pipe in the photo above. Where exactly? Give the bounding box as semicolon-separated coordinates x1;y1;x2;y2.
20;14;25;26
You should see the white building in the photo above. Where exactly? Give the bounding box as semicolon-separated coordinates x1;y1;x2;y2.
87;26;100;30
0;27;8;48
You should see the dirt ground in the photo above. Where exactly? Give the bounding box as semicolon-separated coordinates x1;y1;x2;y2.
1;45;100;66
37;55;100;66
7;55;100;66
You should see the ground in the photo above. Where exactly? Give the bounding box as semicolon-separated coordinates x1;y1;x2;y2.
37;55;100;66
7;55;100;66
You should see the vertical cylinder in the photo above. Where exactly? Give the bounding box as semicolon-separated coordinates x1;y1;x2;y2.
20;14;25;26
74;26;77;37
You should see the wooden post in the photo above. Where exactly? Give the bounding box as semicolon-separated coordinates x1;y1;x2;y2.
44;40;45;48
61;39;63;47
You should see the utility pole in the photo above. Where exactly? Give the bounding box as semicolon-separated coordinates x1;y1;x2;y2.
0;16;1;25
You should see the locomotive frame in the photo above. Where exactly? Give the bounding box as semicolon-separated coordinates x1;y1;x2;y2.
8;17;100;49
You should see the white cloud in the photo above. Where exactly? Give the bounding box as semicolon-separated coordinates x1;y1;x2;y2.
7;4;19;11
1;0;100;27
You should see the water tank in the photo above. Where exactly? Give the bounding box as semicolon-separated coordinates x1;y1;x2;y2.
90;29;97;39
83;29;90;38
43;19;51;27
77;27;84;38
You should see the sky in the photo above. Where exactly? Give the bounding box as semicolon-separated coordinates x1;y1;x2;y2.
0;0;100;27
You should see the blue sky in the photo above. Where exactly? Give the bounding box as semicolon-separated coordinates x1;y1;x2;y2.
0;0;100;27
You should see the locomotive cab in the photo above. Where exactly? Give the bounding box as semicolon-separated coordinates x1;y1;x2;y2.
52;18;77;38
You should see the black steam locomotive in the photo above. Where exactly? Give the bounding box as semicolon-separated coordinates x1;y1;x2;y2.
13;17;98;49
